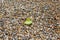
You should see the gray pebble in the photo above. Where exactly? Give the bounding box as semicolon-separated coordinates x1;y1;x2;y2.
0;20;4;27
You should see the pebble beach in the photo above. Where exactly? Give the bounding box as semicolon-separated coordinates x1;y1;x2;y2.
0;0;60;40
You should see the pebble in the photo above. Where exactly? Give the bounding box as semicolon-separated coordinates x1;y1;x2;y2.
0;20;4;27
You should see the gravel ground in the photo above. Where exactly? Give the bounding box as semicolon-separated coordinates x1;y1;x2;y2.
0;0;60;40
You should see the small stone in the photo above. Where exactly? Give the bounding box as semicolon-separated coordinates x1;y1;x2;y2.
0;20;4;27
57;7;60;11
52;0;59;3
42;4;50;11
22;36;28;40
0;14;3;19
